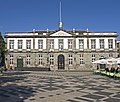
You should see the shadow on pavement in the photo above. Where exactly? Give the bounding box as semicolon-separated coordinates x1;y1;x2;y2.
0;71;36;102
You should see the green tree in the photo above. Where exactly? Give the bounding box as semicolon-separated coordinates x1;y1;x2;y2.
0;32;5;67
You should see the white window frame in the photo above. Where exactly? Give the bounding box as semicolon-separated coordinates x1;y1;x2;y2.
38;40;43;49
58;39;64;50
108;39;113;49
18;40;23;49
26;40;31;49
9;40;14;49
68;39;73;50
99;39;104;49
49;39;54;49
91;39;96;49
79;39;84;49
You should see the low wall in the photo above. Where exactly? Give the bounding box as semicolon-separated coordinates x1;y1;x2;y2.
15;67;51;71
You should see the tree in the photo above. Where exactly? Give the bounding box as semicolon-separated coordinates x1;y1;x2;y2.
0;32;5;67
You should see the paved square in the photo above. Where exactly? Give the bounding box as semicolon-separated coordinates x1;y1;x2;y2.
0;71;120;102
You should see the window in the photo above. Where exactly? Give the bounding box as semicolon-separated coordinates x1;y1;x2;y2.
99;39;104;49
69;54;73;65
108;39;113;49
26;40;31;49
9;40;14;49
80;54;84;65
79;39;84;49
109;53;113;57
68;39;73;49
50;54;54;65
18;40;23;49
58;39;64;50
39;54;43;65
49;39;54;49
38;40;43;49
26;54;30;65
10;54;13;65
92;54;96;62
91;39;96;49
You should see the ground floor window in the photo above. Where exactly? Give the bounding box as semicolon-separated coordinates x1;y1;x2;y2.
10;54;14;65
109;53;113;57
50;54;54;65
39;54;43;65
68;54;73;65
92;54;96;62
80;54;84;65
26;54;30;65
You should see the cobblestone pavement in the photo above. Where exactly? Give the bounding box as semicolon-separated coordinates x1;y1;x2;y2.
0;71;120;102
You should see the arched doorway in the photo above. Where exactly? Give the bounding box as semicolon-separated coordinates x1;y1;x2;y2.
58;54;65;70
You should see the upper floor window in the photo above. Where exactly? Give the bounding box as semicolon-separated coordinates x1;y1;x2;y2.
108;39;113;49
91;39;96;49
99;39;104;49
49;39;54;49
18;40;23;49
26;40;31;49
58;39;64;50
79;39;84;49
68;39;73;49
9;40;14;49
38;40;43;49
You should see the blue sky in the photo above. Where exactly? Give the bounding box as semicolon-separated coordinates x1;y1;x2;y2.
0;0;120;40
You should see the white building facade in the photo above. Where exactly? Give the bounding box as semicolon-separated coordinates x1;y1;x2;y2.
5;28;118;70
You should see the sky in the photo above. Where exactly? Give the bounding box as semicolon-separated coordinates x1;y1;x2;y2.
0;0;120;40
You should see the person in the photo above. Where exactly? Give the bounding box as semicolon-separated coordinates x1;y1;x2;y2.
0;67;3;74
105;67;109;72
116;65;120;73
110;67;115;73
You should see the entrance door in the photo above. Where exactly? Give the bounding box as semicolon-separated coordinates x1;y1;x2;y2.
17;58;23;67
58;54;65;70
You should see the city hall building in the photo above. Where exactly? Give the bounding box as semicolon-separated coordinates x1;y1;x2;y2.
5;25;118;70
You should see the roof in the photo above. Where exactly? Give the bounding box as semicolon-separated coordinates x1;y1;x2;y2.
4;28;117;38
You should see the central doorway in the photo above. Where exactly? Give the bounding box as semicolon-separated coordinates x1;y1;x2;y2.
17;58;23;68
58;54;65;70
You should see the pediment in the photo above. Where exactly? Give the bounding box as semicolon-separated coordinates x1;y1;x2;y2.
50;30;72;36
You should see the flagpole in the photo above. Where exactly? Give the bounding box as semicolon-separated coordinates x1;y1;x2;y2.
59;1;62;28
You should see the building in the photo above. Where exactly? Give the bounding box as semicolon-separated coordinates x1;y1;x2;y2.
4;26;118;70
0;32;5;67
117;41;120;57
